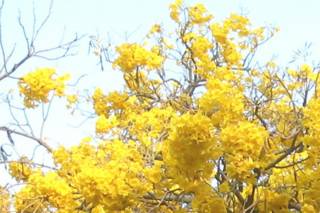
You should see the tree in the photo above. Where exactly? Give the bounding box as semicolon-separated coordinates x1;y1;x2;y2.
1;0;320;212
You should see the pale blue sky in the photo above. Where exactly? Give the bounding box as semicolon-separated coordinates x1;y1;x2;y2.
1;0;320;185
4;0;320;68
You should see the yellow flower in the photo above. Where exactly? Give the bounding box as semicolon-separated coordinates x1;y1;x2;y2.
189;3;213;24
96;115;118;134
9;157;32;181
0;187;9;213
113;43;163;72
149;24;161;34
19;67;70;108
66;94;78;108
302;204;317;213
169;0;182;22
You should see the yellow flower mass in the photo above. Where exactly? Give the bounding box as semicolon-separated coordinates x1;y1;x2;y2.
113;43;163;72
19;67;70;108
5;0;320;212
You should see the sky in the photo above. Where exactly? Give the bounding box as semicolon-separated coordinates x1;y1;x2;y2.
1;0;320;184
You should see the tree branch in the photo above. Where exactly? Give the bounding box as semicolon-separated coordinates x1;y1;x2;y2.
0;126;52;153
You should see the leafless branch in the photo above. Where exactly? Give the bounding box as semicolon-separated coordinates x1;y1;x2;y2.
0;126;53;153
0;0;82;82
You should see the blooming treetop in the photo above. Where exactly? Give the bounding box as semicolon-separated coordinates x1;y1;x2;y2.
2;0;320;212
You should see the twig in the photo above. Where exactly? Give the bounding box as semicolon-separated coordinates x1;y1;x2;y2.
0;126;53;153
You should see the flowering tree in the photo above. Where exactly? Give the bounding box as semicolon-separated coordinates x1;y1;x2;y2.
2;0;320;212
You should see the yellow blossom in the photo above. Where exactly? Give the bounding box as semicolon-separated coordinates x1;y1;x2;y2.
19;67;70;108
113;43;163;72
169;0;182;22
188;3;213;24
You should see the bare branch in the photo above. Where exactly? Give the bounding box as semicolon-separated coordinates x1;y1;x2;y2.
0;126;53;153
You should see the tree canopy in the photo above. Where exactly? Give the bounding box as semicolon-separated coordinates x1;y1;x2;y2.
1;0;320;212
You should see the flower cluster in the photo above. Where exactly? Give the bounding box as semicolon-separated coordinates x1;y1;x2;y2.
13;139;152;212
95;115;118;134
9;157;32;181
0;187;9;213
113;43;163;73
188;3;213;24
163;113;219;184
220;121;268;180
169;0;182;22
19;67;70;108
